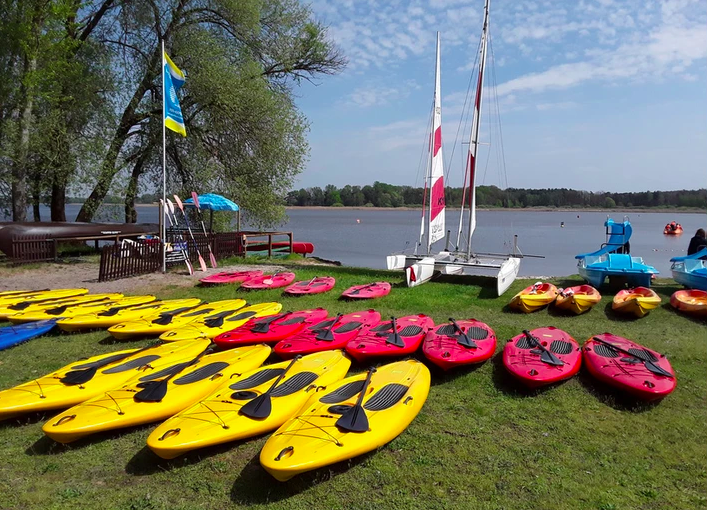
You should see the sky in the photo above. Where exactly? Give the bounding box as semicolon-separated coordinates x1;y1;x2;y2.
292;0;708;193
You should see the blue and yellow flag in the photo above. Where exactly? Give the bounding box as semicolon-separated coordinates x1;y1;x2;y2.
163;52;186;137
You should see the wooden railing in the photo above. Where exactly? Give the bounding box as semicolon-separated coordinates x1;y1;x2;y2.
98;241;162;282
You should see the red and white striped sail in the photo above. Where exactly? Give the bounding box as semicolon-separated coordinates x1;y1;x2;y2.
428;32;445;251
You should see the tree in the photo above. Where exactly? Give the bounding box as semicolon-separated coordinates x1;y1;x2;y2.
603;197;616;209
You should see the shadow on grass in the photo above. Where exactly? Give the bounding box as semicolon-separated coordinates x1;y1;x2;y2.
429;361;487;386
0;411;50;430
230;449;376;505
98;334;154;346
602;302;645;322
661;302;707;325
25;422;156;456
577;370;663;413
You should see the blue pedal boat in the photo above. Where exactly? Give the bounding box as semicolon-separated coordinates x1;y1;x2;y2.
670;248;707;290
575;218;659;288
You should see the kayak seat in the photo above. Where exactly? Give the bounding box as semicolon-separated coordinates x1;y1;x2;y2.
364;384;409;411
310;320;336;330
271;372;319;397
627;348;658;362
515;337;535;349
436;325;457;335
372;323;394;332
227;311;257;322
98;355;162;374
319;381;366;404
45;305;71;315
277;317;306;326
174;362;230;385
399;325;423;337
467;327;490;340
593;344;621;358
550;340;573;355
137;361;193;382
334;322;362;334
229;368;284;390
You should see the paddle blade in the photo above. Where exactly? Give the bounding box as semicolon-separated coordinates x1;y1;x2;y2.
173;194;184;211
191;192;200;209
133;380;169;402
166;199;175;214
198;255;207;272
645;361;673;378
185;258;195;275
335;404;369;432
60;367;98;385
209;252;217;268
386;332;405;347
315;330;334;341
540;350;565;367
456;335;477;348
239;393;272;419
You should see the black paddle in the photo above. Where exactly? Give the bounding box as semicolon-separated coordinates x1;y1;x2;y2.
201;308;247;328
250;312;292;334
151;305;202;325
239;356;302;419
522;330;565;367
133;345;214;402
335;367;376;433
349;283;377;296
61;343;159;385
97;301;159;317
315;314;343;341
385;316;404;347
592;336;673;378
449;318;476;348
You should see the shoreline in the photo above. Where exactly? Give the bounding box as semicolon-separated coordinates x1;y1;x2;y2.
285;205;707;213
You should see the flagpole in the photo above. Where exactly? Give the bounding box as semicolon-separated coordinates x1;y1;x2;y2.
161;39;167;273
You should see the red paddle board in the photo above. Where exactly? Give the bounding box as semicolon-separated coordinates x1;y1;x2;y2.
503;327;581;389
273;309;381;359
341;282;391;299
199;270;263;285
345;314;433;363
241;272;296;290
213;308;328;347
582;333;676;401
422;319;496;371
284;277;335;296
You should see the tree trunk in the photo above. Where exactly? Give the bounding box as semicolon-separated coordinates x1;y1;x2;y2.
124;153;147;223
51;181;66;221
12;54;37;222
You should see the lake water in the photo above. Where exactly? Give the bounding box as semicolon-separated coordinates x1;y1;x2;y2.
5;204;706;277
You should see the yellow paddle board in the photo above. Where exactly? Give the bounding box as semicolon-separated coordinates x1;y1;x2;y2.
8;295;154;324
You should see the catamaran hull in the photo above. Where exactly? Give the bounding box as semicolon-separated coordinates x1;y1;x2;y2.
406;257;436;287
386;255;407;270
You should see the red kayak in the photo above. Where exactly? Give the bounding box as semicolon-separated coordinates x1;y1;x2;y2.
273;309;381;359
503;327;581;389
582;333;676;401
422;319;497;371
341;282;391;300
212;308;328;347
199;270;263;285
284;277;335;296
241;272;296;290
345;314;434;363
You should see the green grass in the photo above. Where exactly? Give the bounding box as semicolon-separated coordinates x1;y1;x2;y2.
0;265;705;510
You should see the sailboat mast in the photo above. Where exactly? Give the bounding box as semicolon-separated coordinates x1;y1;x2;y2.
466;0;490;258
428;31;446;253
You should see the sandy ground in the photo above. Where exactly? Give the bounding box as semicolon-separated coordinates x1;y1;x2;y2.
1;262;288;294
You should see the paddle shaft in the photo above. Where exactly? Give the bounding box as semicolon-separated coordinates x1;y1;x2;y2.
592;336;673;378
522;329;564;366
173;195;207;272
163;200;194;275
191;192;218;268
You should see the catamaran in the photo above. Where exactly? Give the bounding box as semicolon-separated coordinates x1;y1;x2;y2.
387;0;529;296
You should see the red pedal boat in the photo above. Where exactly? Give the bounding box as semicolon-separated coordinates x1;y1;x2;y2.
341;282;392;300
422;319;496;371
345;314;434;363
212;308;329;347
273;309;381;359
503;327;581;389
582;333;676;401
241;272;296;290
283;276;335;296
199;270;263;285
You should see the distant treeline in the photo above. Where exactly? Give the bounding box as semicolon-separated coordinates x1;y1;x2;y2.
68;194;159;205
286;182;707;209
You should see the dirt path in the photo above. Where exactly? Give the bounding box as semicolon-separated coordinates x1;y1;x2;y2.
1;262;287;294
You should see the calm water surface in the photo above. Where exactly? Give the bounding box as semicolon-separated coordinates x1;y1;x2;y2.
7;205;707;277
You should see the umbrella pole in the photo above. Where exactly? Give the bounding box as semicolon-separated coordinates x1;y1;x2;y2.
209;209;213;233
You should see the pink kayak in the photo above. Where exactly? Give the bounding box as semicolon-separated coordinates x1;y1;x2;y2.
422;319;497;371
241;272;296;290
341;282;391;299
199;270;263;285
284;277;335;296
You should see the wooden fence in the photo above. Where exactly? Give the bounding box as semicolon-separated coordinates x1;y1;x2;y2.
98;241;162;282
10;235;54;263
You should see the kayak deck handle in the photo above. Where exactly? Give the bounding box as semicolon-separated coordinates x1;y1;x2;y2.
274;446;294;461
53;415;76;426
158;428;181;441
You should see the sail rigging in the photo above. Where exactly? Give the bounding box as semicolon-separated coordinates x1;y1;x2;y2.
428;32;445;252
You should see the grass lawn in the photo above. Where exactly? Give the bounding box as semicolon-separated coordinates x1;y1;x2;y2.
0;263;705;510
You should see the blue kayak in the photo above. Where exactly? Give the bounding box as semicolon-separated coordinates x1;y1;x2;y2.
0;319;59;351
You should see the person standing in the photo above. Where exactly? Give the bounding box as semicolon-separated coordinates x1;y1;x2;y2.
687;228;707;255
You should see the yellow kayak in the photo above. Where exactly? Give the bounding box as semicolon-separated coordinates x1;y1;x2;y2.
0;288;88;309
260;360;430;481
8;295;155;324
554;285;602;315
57;298;202;332
159;302;283;341
43;344;271;443
147;350;351;459
107;299;246;340
0;339;210;421
0;289;49;299
612;287;661;318
3;294;124;322
508;282;558;313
